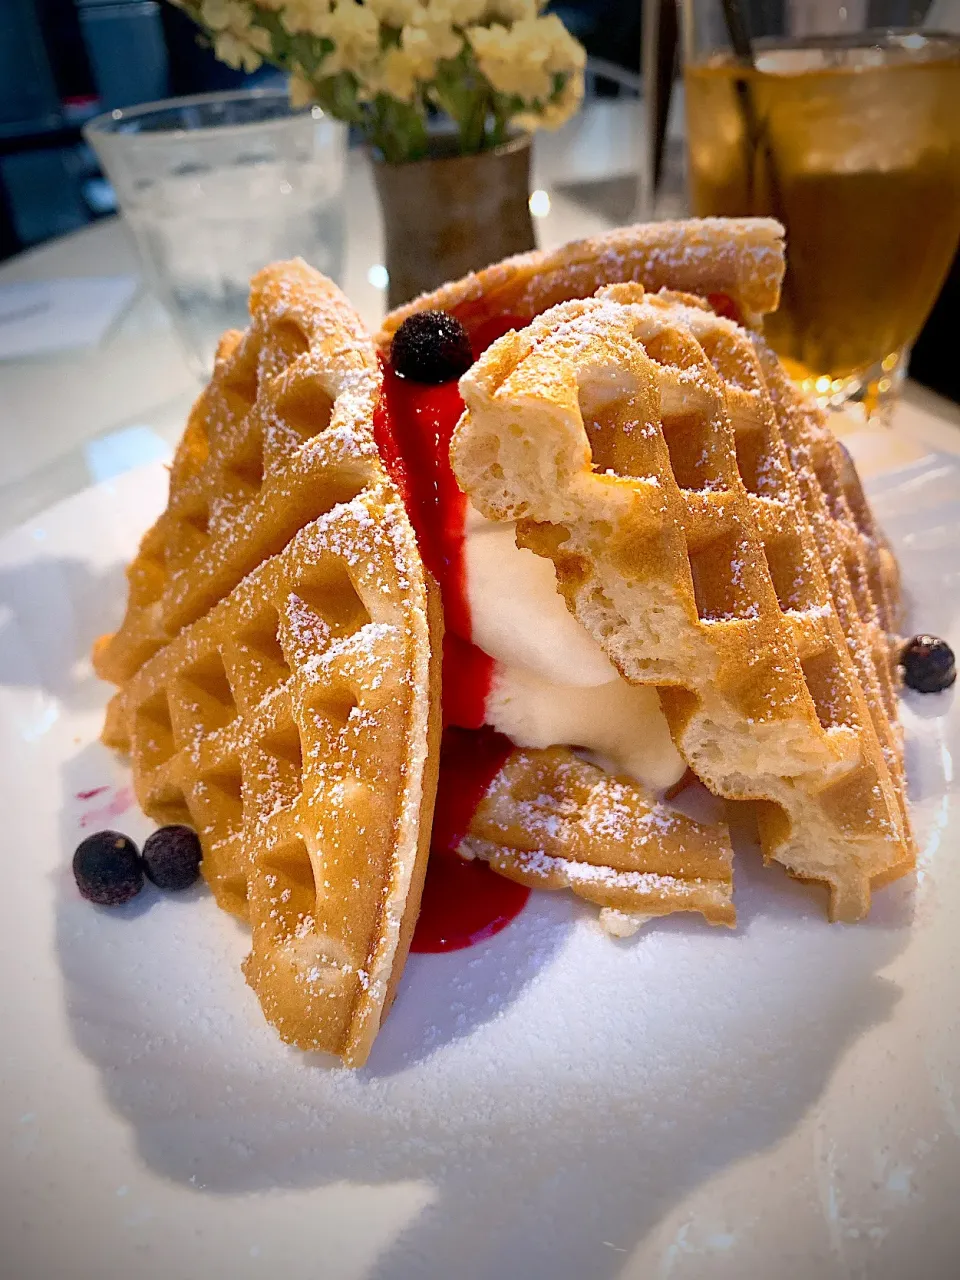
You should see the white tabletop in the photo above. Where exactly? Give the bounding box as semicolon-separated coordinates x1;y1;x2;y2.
0;99;957;537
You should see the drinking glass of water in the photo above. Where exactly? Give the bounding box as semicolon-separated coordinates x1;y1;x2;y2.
85;88;346;377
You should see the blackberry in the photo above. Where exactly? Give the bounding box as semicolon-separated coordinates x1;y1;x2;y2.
390;310;473;384
142;825;203;891
900;635;956;694
73;830;143;906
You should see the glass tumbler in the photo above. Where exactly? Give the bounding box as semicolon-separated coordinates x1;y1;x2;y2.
85;89;346;377
681;0;960;411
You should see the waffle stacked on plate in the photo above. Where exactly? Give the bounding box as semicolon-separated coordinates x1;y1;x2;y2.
95;220;912;1063
378;216;787;343
451;284;912;920
97;263;442;1065
95;229;759;1061
463;747;734;929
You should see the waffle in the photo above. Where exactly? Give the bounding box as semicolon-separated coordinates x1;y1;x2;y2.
463;747;734;929
452;284;913;921
378;217;786;349
100;264;442;1065
95;259;385;687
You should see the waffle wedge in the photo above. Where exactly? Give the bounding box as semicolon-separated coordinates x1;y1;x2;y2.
463;747;734;929
378;217;786;349
100;264;442;1065
95;259;384;687
452;284;913;921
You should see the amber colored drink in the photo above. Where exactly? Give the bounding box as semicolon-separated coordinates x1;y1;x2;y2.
685;36;960;387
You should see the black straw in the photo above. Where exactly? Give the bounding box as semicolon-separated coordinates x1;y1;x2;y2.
717;0;802;333
647;0;679;192
720;0;757;65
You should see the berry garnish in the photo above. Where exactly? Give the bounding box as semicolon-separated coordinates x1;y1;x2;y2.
390;310;473;384
142;824;202;891
900;635;956;694
73;830;143;906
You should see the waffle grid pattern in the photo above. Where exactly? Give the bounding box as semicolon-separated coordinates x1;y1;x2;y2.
106;494;438;1065
454;284;912;920
95;260;382;686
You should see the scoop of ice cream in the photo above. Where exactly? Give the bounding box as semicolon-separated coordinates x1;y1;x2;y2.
485;663;686;791
463;503;616;686
463;501;686;789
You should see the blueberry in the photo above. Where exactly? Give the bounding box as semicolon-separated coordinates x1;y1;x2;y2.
142;824;202;891
390;310;473;384
900;634;956;694
73;830;143;906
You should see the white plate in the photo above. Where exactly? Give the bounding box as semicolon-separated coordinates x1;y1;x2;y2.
2;449;959;1280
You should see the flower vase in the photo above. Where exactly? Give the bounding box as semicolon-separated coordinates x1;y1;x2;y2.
372;134;536;310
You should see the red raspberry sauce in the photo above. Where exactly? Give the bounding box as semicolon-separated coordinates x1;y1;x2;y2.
374;366;494;729
374;322;532;952
413;727;526;953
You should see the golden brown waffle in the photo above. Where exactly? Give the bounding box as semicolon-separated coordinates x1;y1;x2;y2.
104;491;441;1066
377;217;786;348
463;747;734;928
99;262;442;1065
95;259;385;686
452;284;913;921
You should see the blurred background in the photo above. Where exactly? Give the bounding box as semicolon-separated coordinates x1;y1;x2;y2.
0;0;642;259
0;0;955;397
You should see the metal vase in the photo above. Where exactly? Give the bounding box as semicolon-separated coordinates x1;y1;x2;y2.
373;133;536;309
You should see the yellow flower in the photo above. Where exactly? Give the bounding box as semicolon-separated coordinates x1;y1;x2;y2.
200;0;272;69
247;23;273;53
485;0;543;20
515;65;583;129
366;0;421;25
399;25;438;75
323;0;381;75
214;30;263;71
289;67;316;108
468;14;583;102
467;21;545;99
372;46;420;101
425;0;487;25
280;0;332;37
405;10;461;61
200;0;247;31
537;13;586;75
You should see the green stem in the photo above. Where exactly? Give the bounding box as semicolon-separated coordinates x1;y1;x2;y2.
489;95;509;148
